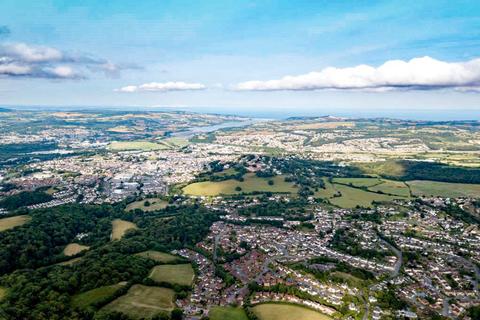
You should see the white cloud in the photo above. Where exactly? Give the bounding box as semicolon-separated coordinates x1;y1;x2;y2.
116;81;206;92
235;56;480;92
0;42;135;79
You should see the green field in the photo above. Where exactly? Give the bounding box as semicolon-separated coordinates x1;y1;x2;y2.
71;282;127;309
108;140;169;151
102;285;174;319
368;179;411;197
183;173;297;196
209;306;249;320
161;137;189;148
407;180;480;198
329;184;403;208
63;243;90;256
252;303;332;320
149;264;195;286
126;198;168;212
333;177;411;197
0;215;30;232
135;250;178;263
0;287;6;301
111;219;138;240
333;177;382;188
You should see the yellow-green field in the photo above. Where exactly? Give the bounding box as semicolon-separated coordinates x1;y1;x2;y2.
71;282;127;309
63;243;90;257
111;219;138;241
102;285;175;319
0;287;6;301
149;264;195;286
252;303;333;320
333;177;411;197
333;177;382;187
407;180;480;198
183;173;297;196
108;141;169;151
314;179;408;208
330;184;403;208
135;250;178;263
209;306;249;320
126;198;168;212
161;137;189;148
0;215;30;232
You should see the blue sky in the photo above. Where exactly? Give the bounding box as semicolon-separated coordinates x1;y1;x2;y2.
0;0;479;117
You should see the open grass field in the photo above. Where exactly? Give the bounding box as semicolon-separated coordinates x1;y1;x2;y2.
314;179;338;199
161;137;189;148
333;177;382;187
71;282;127;309
63;243;90;256
333;177;410;196
0;215;30;232
0;287;6;301
329;184;402;208
368;179;411;197
126;198;168;212
148;264;195;286
102;285;175;319
407;180;480;198
108;140;169;151
111;219;138;241
183;173;297;196
135;250;178;263
209;306;249;320
252;303;333;320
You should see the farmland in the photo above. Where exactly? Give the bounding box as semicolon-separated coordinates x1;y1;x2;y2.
135;250;179;263
111;219;138;240
63;243;90;256
407;180;480;198
314;178;408;208
102;285;175;319
0;287;6;301
209;306;249;320
183;173;297;196
126;198;168;212
108;140;169;151
148;264;195;286
252;303;333;320
0;215;30;232
71;282;127;309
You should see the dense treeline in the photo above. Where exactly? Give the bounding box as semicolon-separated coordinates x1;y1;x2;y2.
0;204;220;319
0;204;113;274
0;190;54;210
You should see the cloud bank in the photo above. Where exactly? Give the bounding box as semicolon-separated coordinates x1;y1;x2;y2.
0;42;135;79
117;81;206;93
235;56;480;92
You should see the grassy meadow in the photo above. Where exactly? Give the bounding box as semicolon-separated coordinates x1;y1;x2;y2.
252;303;333;320
111;219;138;240
209;306;249;320
126;198;168;212
183;173;297;196
63;243;90;256
148;264;194;286
135;250;179;263
108;141;169;151
407;180;480;198
0;215;30;232
102;285;174;319
71;282;127;309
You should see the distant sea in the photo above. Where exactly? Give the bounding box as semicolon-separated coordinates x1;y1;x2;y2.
5;105;480;121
